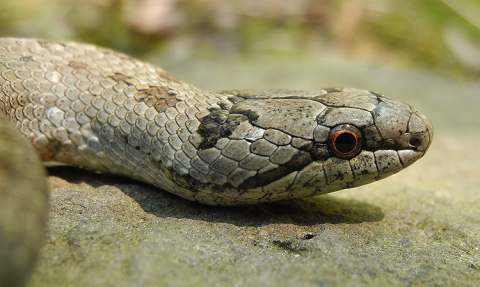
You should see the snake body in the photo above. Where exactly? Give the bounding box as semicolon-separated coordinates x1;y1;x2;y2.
0;38;432;286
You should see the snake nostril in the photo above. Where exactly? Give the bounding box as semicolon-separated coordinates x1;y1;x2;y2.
409;138;421;148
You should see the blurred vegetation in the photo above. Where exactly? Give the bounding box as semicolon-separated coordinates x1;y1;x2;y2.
0;0;479;79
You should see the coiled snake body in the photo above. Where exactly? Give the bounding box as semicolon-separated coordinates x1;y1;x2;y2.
0;38;433;286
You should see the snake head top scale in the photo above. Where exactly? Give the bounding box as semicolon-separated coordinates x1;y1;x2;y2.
0;38;433;205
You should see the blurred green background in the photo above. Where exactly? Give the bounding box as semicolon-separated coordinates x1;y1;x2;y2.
0;0;479;80
2;2;480;286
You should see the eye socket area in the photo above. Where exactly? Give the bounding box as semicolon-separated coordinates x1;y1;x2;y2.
327;124;363;159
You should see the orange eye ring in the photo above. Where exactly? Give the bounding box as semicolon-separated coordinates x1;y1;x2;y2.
327;124;363;159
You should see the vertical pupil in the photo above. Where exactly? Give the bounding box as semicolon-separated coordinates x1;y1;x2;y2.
335;133;357;153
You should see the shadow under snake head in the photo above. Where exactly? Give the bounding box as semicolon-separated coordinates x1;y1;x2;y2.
177;88;433;205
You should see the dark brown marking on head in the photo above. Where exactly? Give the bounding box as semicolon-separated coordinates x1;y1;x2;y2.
196;112;250;150
196;110;229;149
222;114;248;133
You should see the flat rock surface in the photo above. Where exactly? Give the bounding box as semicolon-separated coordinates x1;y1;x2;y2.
28;54;480;287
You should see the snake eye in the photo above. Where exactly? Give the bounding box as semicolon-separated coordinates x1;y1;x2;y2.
328;124;363;159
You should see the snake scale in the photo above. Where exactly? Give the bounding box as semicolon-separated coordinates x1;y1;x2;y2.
0;38;432;286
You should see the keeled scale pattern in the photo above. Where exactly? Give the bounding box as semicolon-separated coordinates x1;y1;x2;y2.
0;38;433;205
0;39;227;202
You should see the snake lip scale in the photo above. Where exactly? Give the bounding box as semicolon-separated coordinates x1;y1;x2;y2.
0;38;433;286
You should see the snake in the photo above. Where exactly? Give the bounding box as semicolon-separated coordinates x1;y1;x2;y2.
0;38;433;286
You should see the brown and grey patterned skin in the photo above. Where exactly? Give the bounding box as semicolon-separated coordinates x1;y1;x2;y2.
0;38;433;285
0;38;433;207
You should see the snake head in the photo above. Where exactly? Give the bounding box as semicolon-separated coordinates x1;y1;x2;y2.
206;88;433;204
310;88;433;187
